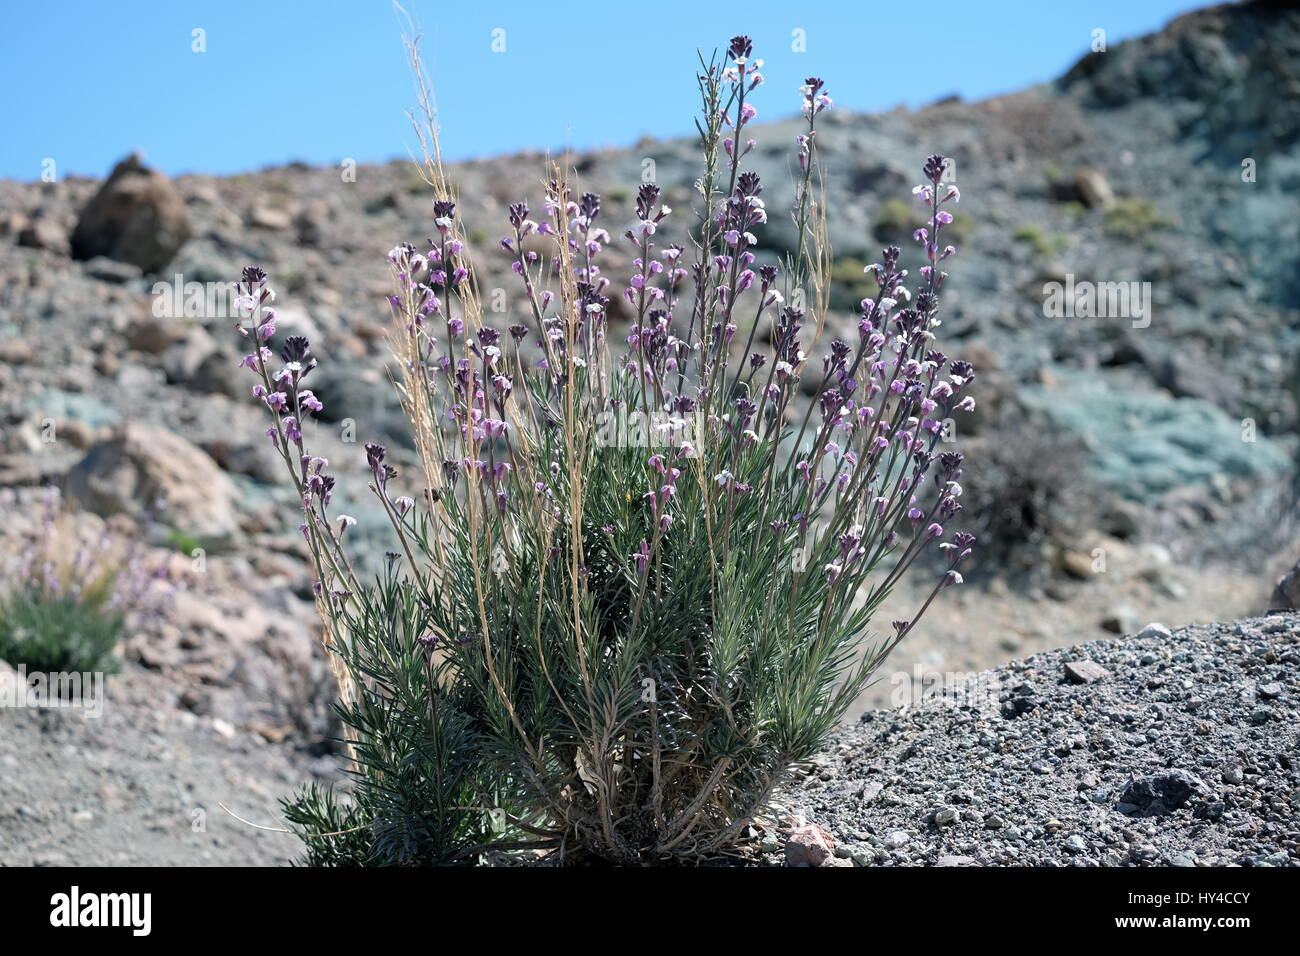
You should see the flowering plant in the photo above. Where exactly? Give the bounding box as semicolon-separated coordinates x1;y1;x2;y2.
243;34;975;864
0;488;163;675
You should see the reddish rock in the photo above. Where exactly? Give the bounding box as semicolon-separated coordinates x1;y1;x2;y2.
785;822;839;867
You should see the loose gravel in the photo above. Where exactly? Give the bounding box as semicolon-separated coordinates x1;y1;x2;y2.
770;613;1300;866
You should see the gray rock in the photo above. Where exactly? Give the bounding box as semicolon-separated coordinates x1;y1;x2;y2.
161;328;244;398
1250;706;1273;724
1064;660;1110;684
838;843;876;867
65;422;242;545
882;830;910;849
1117;770;1214;816
82;256;143;284
1273;560;1300;610
1135;622;1173;641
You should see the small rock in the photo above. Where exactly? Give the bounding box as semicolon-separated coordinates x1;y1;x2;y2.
933;807;960;826
82;256;143;283
882;830;910;849
1074;168;1115;209
1060;550;1096;579
785;822;839;867
249;205;293;231
1258;682;1283;699
936;855;979;867
1135;622;1173;641
1062;834;1089;854
0;339;35;365
1064;660;1110;684
837;844;875;867
1118;769;1213;816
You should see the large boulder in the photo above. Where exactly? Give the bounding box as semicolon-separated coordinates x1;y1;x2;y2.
70;154;192;273
65;423;241;545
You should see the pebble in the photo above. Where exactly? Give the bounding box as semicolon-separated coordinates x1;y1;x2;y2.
1064;660;1110;684
1135;622;1173;641
882;831;910;849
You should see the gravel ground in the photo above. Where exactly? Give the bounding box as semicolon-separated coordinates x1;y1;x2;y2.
769;613;1300;867
0;662;332;866
5;614;1297;867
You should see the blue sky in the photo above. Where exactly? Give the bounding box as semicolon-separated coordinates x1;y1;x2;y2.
1;0;1203;182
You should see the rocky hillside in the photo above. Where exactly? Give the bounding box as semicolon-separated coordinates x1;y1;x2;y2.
1;0;1298;761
